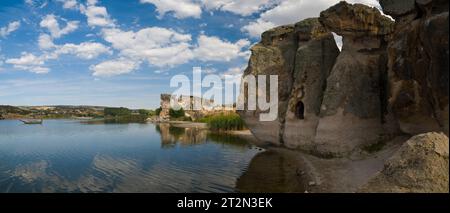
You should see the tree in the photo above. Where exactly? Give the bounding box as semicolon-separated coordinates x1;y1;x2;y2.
104;107;131;117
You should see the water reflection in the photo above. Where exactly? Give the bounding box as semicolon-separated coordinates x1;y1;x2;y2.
156;124;208;148
0;120;261;192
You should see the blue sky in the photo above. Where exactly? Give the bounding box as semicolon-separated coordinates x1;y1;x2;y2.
0;0;380;109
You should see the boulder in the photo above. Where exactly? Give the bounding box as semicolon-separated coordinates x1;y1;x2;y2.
359;132;449;192
315;2;397;155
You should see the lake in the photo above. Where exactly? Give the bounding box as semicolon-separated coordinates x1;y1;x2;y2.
0;120;262;193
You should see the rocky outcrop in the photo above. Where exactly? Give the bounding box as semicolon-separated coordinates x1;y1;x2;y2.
359;132;449;192
283;18;339;150
313;2;396;155
238;23;308;144
380;0;449;135
239;1;448;157
239;18;339;147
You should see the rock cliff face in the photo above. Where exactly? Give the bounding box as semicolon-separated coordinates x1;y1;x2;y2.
380;0;449;135
238;24;298;144
239;1;448;156
238;19;338;146
359;132;449;192
315;2;396;155
283;18;339;151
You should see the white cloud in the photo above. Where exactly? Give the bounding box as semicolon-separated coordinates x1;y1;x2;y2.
223;66;245;75
241;0;381;38
241;19;276;38
140;0;279;18
5;52;49;74
193;35;250;61
201;0;276;16
6;40;110;74
51;42;112;60
80;0;115;27
90;58;140;77
102;27;194;67
57;0;79;9
40;14;79;39
0;21;21;38
6;52;44;66
38;34;55;50
140;0;202;19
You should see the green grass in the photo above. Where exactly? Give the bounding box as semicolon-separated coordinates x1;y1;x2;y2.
198;113;246;131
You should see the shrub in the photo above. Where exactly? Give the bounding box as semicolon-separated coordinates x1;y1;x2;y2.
155;107;162;116
104;107;131;117
199;113;245;131
169;108;185;118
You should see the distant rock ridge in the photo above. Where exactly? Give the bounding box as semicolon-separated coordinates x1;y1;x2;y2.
238;1;448;157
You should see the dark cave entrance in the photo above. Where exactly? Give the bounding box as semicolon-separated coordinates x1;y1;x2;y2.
295;101;305;120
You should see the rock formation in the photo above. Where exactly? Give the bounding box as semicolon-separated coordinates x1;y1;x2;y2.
283;19;339;151
238;1;448;157
237;0;449;193
239;18;340;148
238;24;300;144
359;132;449;192
315;2;396;155
379;0;449;135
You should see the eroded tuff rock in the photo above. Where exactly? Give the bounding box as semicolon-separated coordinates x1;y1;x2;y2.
283;18;339;150
238;24;298;144
315;2;397;155
380;0;449;135
239;1;448;157
359;132;449;192
238;18;339;147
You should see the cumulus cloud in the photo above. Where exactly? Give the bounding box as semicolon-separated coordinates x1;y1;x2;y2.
5;53;49;74
140;0;202;19
242;0;382;38
193;35;250;62
0;21;21;38
140;0;279;18
201;0;276;16
80;0;115;27
102;27;194;67
38;34;55;50
6;40;110;74
51;42;112;60
90;58;140;77
40;14;79;39
57;0;79;10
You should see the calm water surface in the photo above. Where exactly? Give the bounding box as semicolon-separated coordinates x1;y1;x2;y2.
0;120;261;192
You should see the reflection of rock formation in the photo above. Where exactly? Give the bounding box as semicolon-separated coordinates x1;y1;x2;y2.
157;124;207;148
236;149;308;193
